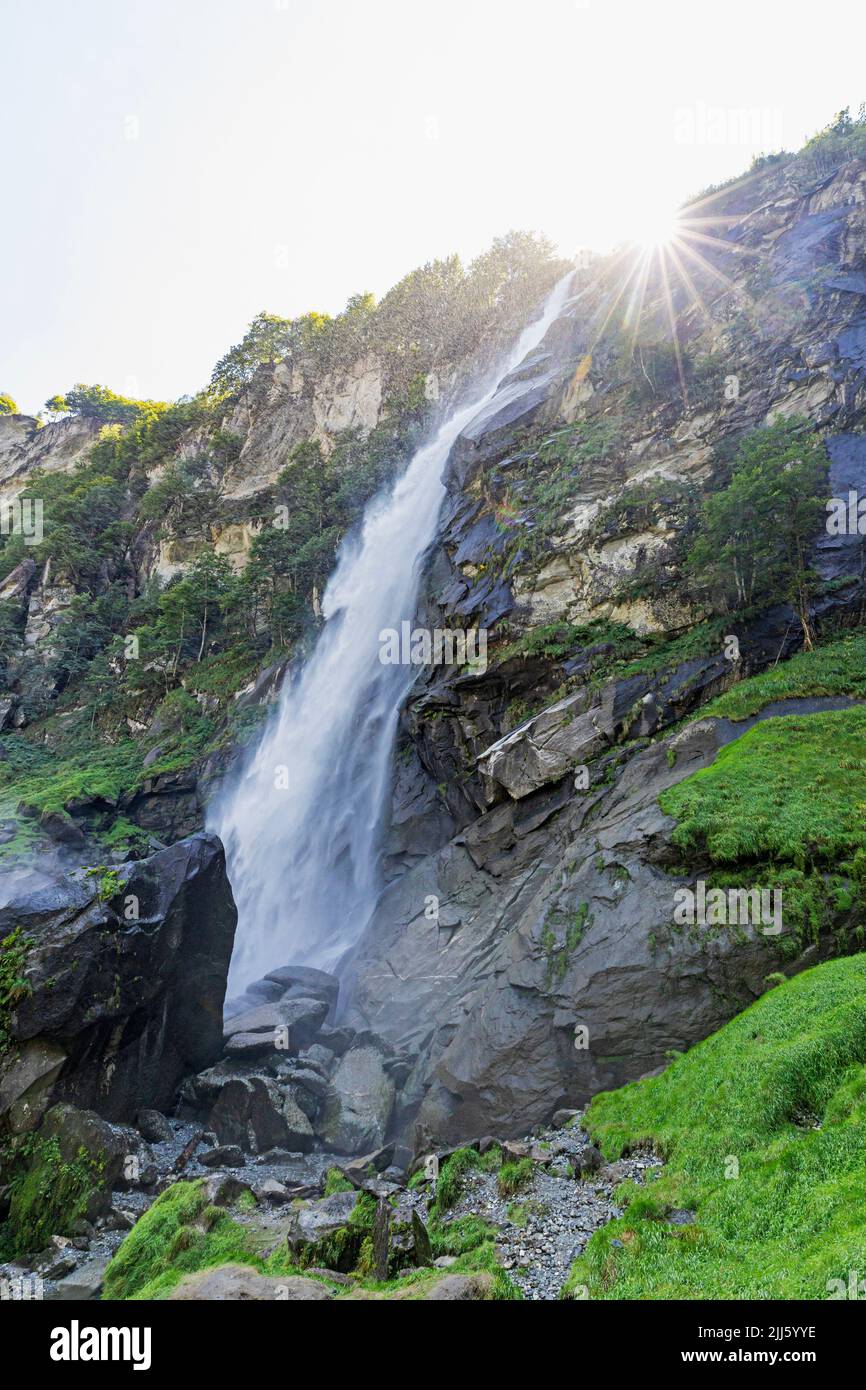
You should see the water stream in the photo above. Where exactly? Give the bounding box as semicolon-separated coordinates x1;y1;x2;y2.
215;272;574;991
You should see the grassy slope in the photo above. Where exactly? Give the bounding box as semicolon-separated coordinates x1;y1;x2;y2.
693;630;866;721
565;954;866;1299
660;695;866;953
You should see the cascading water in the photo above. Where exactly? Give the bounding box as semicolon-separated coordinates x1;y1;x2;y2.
215;271;574;992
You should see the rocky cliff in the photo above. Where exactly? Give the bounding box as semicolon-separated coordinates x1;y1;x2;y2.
2;135;866;1168
340;150;866;1143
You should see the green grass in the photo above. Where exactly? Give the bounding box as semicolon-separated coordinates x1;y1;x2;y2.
564;954;866;1299
102;1181;259;1300
693;631;866;722
431;1144;501;1211
323;1166;354;1196
659;704;866;953
497;1158;535;1198
0;927;32;1053
662;705;866;868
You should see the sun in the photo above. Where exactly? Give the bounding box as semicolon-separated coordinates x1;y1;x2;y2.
629;203;684;252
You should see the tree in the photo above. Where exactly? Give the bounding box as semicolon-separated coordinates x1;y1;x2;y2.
209;312;295;396
45;384;149;426
687;418;828;647
0;393;18;415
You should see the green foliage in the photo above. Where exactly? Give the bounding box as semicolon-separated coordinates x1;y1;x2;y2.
45;383;158;426
0;927;32;1052
0;392;18;415
210;311;330;396
797;105;866;181
693;630;866;721
497;1158;535;1198
566;954;866;1299
2;1135;104;1260
102;1181;257;1300
660;704;866;953
686;418;828;639
432;1146;482;1210
323;1166;354;1196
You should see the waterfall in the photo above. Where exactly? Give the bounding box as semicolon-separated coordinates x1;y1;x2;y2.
214;271;574;992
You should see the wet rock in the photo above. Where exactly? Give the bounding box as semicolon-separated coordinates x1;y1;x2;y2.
571;1145;603;1179
257;1178;290;1202
223;996;329;1053
200;1174;255;1207
264;964;340;1015
50;1254;110;1301
136;1109;174;1145
284;1190;364;1272
315;1046;396;1154
199;1144;244;1169
208;1075;314;1154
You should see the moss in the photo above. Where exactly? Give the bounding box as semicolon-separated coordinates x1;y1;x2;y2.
103;1180;261;1300
0;926;33;1052
323;1166;354;1196
293;1190;376;1273
1;1134;104;1260
542;903;593;986
431;1146;482;1211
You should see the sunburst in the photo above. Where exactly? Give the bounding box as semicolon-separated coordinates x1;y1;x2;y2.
576;174;768;406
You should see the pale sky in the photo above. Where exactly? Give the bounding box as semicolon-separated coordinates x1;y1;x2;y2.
2;0;864;415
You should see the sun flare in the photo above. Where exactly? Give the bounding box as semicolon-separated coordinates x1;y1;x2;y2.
629;204;683;252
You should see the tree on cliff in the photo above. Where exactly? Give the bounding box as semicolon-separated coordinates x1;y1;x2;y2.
686;418;828;647
0;392;18;415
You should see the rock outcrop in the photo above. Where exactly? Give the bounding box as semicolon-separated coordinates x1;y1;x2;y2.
0;832;237;1130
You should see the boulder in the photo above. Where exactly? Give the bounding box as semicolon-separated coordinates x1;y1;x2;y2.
50;1254;110;1301
136;1109;174;1145
168;1264;332;1301
12;1104;134;1227
222;997;329;1052
0;1039;67;1135
424;1273;495;1300
284;1190;365;1272
264;964;340;1015
199;1144;244;1169
208;1075;314;1154
0;833;237;1125
315;1046;396;1154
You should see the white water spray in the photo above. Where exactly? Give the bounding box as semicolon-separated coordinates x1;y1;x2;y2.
215;272;574;991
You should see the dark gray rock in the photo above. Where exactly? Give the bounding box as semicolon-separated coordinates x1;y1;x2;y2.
264;964;340;1014
208;1075;314;1154
136;1109;174;1145
1;833;237;1126
199;1144;245;1169
314;1046;396;1154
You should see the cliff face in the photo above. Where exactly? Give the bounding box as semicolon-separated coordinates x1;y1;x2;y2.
3;148;866;1150
339;154;866;1144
